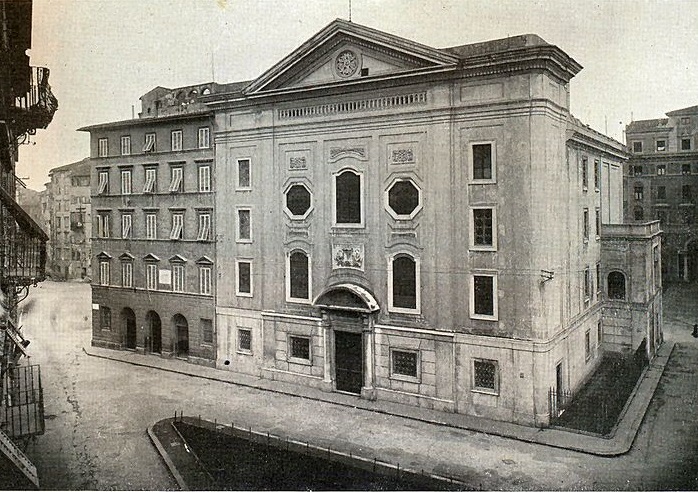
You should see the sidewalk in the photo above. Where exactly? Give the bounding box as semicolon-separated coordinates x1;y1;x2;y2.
84;341;673;457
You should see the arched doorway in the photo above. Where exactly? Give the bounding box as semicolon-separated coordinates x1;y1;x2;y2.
121;308;137;350
145;311;162;354
173;314;189;357
314;283;380;395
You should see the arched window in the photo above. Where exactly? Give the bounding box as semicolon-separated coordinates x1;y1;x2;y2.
173;314;189;356
607;271;626;300
335;170;362;225
391;254;417;311
288;251;310;301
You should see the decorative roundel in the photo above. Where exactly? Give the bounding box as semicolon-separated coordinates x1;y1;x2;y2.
335;50;359;78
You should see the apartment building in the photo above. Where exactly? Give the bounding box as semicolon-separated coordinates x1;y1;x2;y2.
625;105;698;281
80;84;219;366
204;19;661;426
43;157;92;280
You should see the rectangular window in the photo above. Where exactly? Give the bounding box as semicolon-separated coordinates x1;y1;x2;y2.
682;164;691;175
172;264;185;292
391;350;418;378
657;164;666;175
632;141;642;153
171;130;183;151
199;266;212;295
471;142;494;181
143;167;157;193
97;213;110;238
585;330;591;361
120;169;132;195
98;138;108;157
201;319;213;344
121;213;132;239
681;138;692;151
143;132;156;152
583;208;589;241
237;158;251;189
656;140;666;152
289;336;310;361
99;261;110;286
584;267;591;304
236;260;252;296
683;185;692;201
170;212;183;240
146;263;158;290
595;208;600;238
145;213;157;239
581;157;588;189
598;320;603;344
99;306;111;330
472;208;495;249
121;261;133;288
238;329;252;353
198;127;210;149
169;166;183;192
198;165;211;192
98;170;109;194
288;251;310;302
471;274;496;319
633;165;643;176
237;208;251;241
596;262;601;297
634;186;643;200
657;210;667;223
594;160;600;190
473;359;498;393
120;135;131;156
197;213;211;241
657;186;666;200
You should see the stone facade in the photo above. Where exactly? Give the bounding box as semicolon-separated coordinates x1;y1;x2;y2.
205;20;663;426
624;105;698;282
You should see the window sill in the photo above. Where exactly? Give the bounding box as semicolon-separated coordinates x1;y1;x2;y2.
582;186;588;193
288;357;312;366
470;246;497;252
286;297;312;305
388;306;420;316
469;179;497;185
390;373;420;384
236;292;253;298
470;314;498;322
471;388;499;396
236;349;253;356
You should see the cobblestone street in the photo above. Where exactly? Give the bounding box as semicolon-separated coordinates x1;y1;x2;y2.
16;281;698;490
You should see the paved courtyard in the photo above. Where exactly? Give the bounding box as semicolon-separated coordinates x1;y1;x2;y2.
16;281;698;490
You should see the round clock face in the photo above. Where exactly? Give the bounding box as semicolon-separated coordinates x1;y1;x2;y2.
335;50;359;77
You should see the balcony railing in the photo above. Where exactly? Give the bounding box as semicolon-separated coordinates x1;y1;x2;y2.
0;186;48;287
9;66;58;136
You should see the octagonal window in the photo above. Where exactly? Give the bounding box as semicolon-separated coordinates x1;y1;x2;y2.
387;179;420;218
285;184;312;218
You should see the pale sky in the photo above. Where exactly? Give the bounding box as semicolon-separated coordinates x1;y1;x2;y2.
18;0;698;190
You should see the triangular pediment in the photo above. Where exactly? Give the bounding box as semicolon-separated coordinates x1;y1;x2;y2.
244;19;458;94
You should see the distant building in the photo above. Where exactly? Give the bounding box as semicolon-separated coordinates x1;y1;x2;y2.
15;185;43;226
42;158;92;280
203;20;662;426
625;105;698;282
80;83;223;365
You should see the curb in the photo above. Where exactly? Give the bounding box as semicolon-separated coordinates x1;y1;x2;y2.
147;424;188;491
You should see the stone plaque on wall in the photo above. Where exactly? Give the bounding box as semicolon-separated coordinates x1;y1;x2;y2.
332;244;364;270
286;150;310;170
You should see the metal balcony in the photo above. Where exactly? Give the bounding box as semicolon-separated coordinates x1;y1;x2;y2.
0;186;47;287
9;66;58;136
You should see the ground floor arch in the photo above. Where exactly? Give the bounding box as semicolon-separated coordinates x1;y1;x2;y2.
145;311;162;354
173;314;189;357
121;307;136;350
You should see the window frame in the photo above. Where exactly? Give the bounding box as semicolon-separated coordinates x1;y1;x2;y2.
681;137;692;151
470;206;497;251
333;168;365;228
470;272;498;321
170;212;184;240
286;250;312;304
169;166;183;193
145;212;157;240
198;164;211;192
583;208;589;242
199;265;212;295
581;156;588;190
595;207;600;239
236;259;253;297
120;135;131;156
145;262;158;291
99;306;111;330
121;260;133;288
197;212;212;241
593;160;600;191
385;178;422;220
237;158;251;190
583;267;591;306
143;167;157;193
143;132;156;153
387;252;420;314
655;139;666;152
656;164;666;176
121;213;132;239
585;329;591;362
237;328;253;354
171;262;185;293
97;212;111;238
632;141;643;153
98;138;108;157
469;141;496;183
197;127;211;149
472;358;499;395
284;183;313;220
201;318;214;345
236;207;252;243
682;164;691;175
390;349;420;382
120;168;132;195
97;170;109;195
171;129;183;152
288;335;311;365
99;260;110;286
